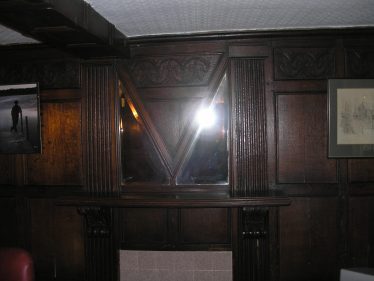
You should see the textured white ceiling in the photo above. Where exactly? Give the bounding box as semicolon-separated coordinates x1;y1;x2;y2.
1;0;374;45
84;0;374;37
0;25;39;45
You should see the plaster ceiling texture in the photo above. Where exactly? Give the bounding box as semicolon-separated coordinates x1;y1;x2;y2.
0;25;39;45
84;0;374;37
1;0;374;45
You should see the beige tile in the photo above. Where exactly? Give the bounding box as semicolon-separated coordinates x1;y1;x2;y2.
212;252;232;270
138;251;157;269
174;251;195;270
120;250;139;271
213;270;233;281
194;270;214;281
193;252;213;270
174;270;194;281
155;251;175;270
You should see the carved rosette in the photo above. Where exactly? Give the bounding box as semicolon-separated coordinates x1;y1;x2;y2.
128;54;221;87
346;48;374;77
78;207;111;237
274;48;335;80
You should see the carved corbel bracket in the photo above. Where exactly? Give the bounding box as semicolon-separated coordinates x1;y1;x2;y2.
78;207;111;237
242;207;269;239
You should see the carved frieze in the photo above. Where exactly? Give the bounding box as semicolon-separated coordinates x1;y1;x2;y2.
346;48;374;77
128;54;221;87
274;48;335;80
0;61;80;89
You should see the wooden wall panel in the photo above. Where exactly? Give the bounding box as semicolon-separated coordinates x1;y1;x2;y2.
0;61;81;89
30;200;85;281
0;155;12;184
345;48;374;78
309;198;338;281
128;54;222;87
349;159;374;183
279;198;338;281
121;208;169;247
30;199;56;280
279;199;310;281
179;208;230;245
0;198;18;247
348;197;374;266
274;48;335;80
26;102;82;185
83;63;118;195
232;58;268;195
54;206;85;281
277;94;337;183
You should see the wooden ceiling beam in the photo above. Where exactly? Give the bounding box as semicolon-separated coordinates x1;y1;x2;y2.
0;0;129;58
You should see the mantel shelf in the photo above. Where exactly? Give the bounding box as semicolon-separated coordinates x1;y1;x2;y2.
57;192;290;208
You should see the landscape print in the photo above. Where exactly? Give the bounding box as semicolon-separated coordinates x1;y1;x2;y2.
0;83;41;154
337;88;374;145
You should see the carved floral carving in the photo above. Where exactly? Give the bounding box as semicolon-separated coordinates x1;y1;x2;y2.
346;49;374;77
128;55;221;87
78;207;111;237
242;207;268;239
0;61;80;89
274;48;335;80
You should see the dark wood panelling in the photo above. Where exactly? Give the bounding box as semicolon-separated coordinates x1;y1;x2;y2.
0;198;18;247
309;199;338;281
83;63;118;195
30;199;56;280
128;54;222;87
26;102;82;185
279;198;338;281
279;199;310;281
277;94;337;183
0;61;80;89
54;206;84;281
2;32;374;281
348;197;374;267
79;207;118;281
349;159;374;183
274;48;335;80
238;208;270;281
345;48;374;78
121;208;169;247
232;58;268;195
179;208;230;245
0;155;12;185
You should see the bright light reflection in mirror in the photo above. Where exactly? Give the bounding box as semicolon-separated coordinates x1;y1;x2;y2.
195;107;217;129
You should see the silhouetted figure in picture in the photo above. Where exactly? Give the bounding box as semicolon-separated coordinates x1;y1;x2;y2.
10;100;22;133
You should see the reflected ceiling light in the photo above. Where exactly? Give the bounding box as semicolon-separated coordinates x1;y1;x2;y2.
195;107;216;129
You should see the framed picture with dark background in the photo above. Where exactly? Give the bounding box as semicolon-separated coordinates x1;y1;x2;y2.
0;83;41;154
328;79;374;158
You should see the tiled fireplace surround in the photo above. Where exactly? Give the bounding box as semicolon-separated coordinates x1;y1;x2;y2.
69;194;290;281
120;250;232;281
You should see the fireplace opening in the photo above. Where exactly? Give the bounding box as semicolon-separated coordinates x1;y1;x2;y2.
120;250;232;281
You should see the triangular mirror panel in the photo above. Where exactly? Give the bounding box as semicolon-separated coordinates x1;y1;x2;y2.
144;98;203;158
120;96;169;184
177;74;229;185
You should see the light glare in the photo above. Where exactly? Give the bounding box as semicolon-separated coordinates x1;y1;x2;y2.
195;108;216;129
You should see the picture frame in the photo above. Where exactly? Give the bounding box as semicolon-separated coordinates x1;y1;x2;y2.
0;83;41;154
328;79;374;158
